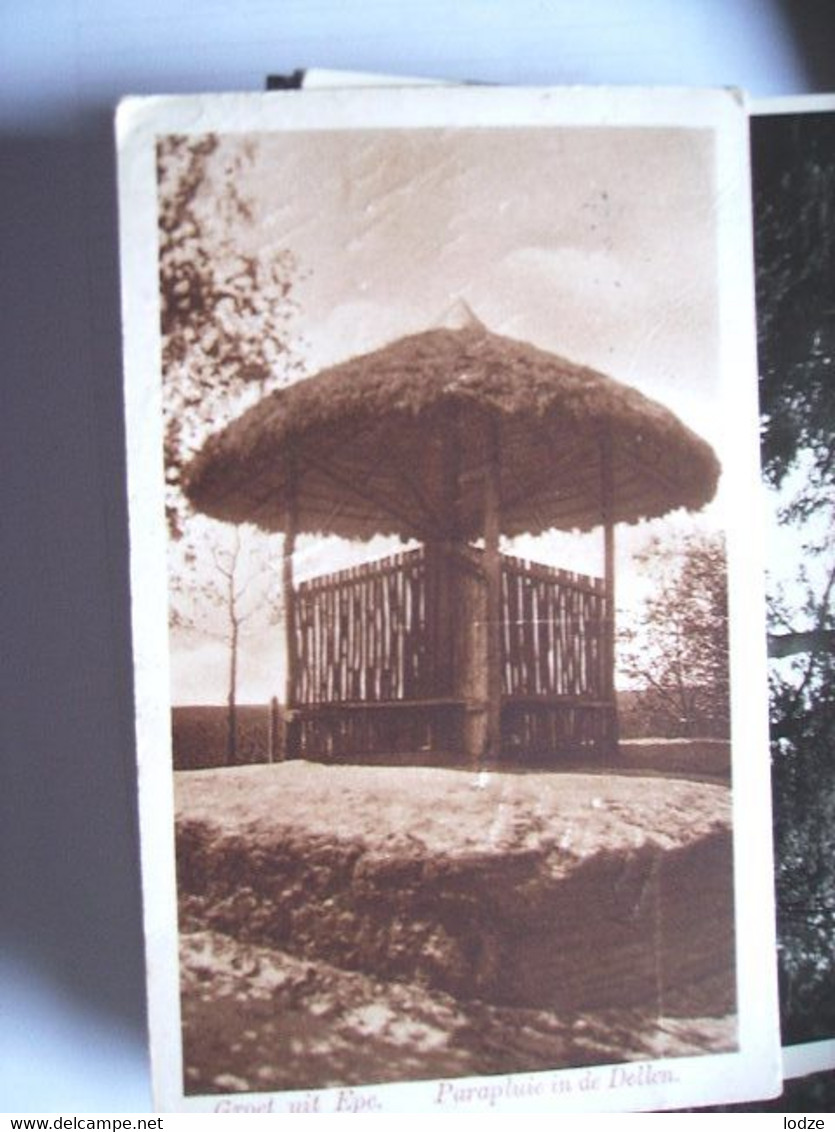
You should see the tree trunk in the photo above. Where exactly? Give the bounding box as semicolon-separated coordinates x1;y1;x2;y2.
226;617;239;766
268;695;281;763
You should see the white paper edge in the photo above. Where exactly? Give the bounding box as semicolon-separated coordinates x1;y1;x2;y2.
116;83;782;1113
748;88;835;1082
751;93;835;116
116;111;183;1108
782;1039;835;1081
301;67;454;89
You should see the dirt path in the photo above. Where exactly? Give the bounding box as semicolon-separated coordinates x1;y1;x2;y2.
176;763;737;1094
181;930;736;1095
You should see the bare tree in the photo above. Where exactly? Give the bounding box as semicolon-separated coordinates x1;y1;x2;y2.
157;134;305;742
170;520;282;764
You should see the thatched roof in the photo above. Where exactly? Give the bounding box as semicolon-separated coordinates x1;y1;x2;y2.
184;312;720;541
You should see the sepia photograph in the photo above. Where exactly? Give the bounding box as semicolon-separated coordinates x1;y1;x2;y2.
752;101;835;1066
118;86;779;1112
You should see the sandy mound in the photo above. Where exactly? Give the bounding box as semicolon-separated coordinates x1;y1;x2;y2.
177;761;729;860
176;764;735;1019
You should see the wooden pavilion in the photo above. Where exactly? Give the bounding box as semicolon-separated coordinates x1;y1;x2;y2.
184;304;720;767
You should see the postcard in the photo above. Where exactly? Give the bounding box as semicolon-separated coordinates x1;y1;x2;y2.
300;73;835;1100
299;74;835;1100
749;94;835;1085
117;84;780;1112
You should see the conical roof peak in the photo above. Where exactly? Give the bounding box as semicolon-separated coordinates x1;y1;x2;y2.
435;297;486;332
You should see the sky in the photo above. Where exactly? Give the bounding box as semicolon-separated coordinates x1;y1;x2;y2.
233;124;721;439
167;115;743;705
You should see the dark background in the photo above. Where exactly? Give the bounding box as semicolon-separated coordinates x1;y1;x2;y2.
1;0;833;1112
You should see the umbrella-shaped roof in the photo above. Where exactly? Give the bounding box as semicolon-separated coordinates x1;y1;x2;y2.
184;306;720;541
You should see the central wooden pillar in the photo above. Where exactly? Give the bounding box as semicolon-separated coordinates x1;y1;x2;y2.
483;414;502;765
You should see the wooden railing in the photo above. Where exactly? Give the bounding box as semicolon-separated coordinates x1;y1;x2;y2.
500;554;608;700
295;548;426;705
293;545;614;760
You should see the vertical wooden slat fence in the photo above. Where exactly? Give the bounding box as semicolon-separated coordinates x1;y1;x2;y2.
296;547;428;705
500;555;607;698
499;554;614;761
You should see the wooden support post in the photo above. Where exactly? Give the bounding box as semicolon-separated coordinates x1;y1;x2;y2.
284;455;300;759
601;432;620;755
483;414;502;766
423;541;442;698
268;695;281;763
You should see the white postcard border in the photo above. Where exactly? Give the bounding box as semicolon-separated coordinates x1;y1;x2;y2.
117;84;781;1113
